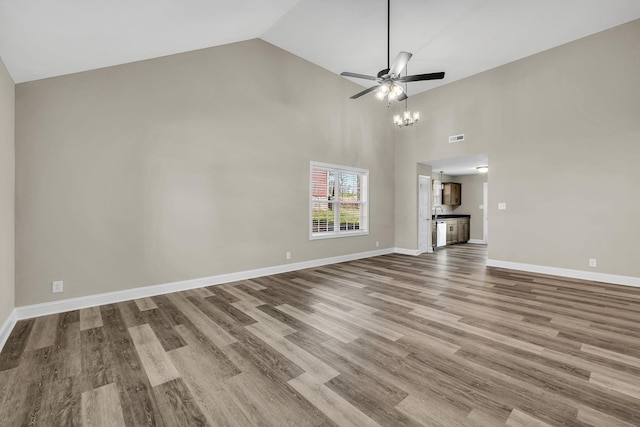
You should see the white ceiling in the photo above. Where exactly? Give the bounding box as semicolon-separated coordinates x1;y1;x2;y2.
1;0;640;92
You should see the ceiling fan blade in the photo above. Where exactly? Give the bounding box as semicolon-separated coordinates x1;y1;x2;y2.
398;72;445;82
350;85;380;99
397;92;408;102
340;72;378;81
389;51;412;77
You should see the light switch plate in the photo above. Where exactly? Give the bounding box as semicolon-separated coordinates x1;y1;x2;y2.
498;202;507;210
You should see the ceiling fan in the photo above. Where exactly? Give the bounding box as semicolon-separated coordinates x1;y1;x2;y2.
340;0;445;101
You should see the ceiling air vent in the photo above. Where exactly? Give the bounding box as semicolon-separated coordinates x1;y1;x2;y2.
448;134;465;143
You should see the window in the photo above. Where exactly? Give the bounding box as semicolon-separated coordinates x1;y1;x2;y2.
310;162;368;239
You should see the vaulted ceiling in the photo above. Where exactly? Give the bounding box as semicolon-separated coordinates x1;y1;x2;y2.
2;0;640;96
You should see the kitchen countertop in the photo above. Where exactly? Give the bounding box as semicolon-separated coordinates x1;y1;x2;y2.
432;214;471;220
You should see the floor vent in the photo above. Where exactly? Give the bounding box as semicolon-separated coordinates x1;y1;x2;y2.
449;134;465;143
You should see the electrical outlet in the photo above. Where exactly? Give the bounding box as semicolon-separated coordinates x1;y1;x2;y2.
376;241;380;247
286;251;291;260
52;280;64;293
589;258;597;267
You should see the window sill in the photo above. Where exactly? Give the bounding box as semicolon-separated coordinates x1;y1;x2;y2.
310;230;369;240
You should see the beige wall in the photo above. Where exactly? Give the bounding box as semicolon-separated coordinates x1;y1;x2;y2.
0;57;15;324
15;39;395;306
394;19;640;277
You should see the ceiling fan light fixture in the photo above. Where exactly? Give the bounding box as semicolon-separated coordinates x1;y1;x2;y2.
375;90;386;100
379;83;390;94
390;83;403;98
387;85;403;101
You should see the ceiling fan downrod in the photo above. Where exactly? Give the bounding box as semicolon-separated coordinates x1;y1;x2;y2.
387;0;390;72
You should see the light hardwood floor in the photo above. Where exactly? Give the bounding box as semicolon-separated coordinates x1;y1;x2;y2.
1;244;640;426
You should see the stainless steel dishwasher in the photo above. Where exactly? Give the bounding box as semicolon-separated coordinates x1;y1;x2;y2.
436;220;447;247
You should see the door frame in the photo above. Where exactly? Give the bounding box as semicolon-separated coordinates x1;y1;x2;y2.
418;175;433;253
483;182;489;244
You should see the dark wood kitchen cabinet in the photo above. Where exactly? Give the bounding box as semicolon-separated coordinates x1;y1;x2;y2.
458;217;470;243
446;219;458;245
442;182;461;206
432;216;470;247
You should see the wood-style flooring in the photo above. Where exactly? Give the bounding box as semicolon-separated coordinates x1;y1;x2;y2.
1;244;640;426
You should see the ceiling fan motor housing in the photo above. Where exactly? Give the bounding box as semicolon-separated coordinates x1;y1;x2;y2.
377;68;390;79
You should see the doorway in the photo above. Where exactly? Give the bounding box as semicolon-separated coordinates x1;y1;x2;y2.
419;154;489;249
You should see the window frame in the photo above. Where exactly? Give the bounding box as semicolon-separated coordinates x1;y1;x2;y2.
309;161;369;240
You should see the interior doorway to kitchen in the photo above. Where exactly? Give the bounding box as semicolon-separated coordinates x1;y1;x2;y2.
420;154;489;251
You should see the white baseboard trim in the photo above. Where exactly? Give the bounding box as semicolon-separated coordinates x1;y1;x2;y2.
467;239;486;245
487;259;640;288
0;309;17;353
393;247;421;256
15;248;395;321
